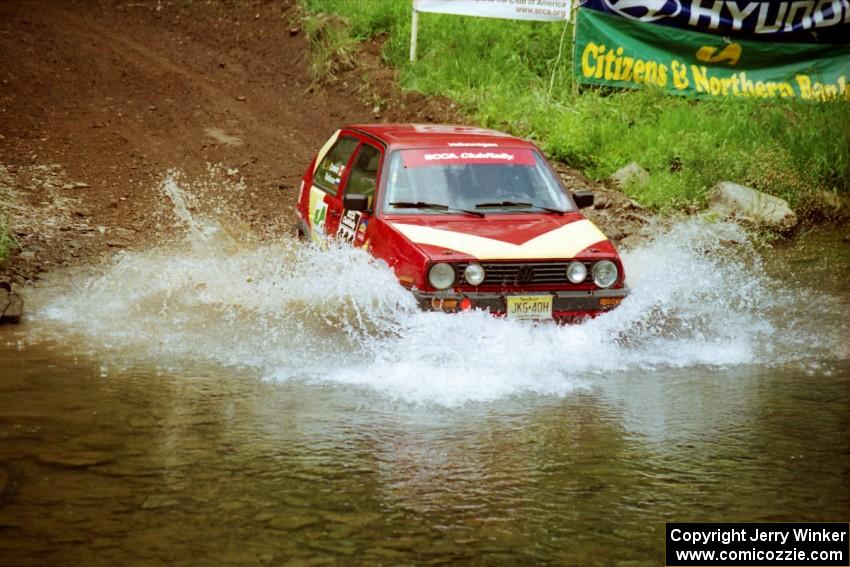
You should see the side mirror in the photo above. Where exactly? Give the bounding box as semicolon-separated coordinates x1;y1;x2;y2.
572;190;594;209
343;193;370;212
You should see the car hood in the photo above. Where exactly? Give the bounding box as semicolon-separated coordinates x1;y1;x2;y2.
386;213;611;260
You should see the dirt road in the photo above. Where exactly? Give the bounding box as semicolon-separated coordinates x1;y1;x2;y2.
0;0;384;281
0;0;636;287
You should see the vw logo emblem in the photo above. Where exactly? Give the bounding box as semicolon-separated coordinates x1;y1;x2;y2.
516;265;535;284
602;0;682;22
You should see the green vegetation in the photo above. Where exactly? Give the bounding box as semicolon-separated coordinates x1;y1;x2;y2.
302;12;359;81
301;0;850;214
0;217;17;263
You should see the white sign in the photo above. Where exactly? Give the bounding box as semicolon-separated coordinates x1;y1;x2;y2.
414;0;570;21
410;0;571;62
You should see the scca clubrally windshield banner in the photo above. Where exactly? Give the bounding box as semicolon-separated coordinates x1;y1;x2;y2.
573;0;850;101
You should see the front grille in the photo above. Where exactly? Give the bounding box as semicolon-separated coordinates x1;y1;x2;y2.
455;261;592;286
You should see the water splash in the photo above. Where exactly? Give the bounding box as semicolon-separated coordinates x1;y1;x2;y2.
25;174;849;405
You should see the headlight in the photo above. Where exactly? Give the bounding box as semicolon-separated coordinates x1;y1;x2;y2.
566;261;587;284
428;263;455;290
464;263;485;285
592;260;618;288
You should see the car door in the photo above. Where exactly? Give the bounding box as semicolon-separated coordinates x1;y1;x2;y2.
307;134;359;245
336;140;383;248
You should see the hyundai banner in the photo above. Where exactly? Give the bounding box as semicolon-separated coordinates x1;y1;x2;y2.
573;0;850;101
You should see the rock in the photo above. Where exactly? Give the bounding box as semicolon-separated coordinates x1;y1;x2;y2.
236;95;247;102
0;288;22;324
19;251;35;260
593;195;610;210
71;181;90;189
610;162;649;188
289;26;301;36
708;181;797;231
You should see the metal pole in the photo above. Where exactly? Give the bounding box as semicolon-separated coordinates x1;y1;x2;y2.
571;0;580;96
410;6;419;63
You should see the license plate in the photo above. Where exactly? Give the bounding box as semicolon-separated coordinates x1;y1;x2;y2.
506;295;553;320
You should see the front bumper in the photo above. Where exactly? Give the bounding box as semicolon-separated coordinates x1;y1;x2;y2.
412;288;629;322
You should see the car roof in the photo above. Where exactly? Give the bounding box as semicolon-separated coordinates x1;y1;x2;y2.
346;123;537;150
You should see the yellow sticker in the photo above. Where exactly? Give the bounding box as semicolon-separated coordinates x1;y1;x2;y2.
308;186;329;245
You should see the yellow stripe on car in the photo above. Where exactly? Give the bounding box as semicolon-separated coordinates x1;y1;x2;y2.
313;130;340;173
390;219;607;260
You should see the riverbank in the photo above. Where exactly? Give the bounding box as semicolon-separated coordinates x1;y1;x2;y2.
1;0;847;293
301;0;850;217
0;0;645;290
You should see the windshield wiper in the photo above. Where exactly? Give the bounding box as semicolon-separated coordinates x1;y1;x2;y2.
474;201;566;215
389;201;485;218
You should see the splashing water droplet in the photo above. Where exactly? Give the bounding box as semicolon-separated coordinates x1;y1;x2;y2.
25;175;849;406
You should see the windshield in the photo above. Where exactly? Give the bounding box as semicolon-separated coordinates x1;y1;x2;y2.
381;148;573;214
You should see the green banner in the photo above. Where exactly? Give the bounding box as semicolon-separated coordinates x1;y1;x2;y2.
573;8;850;102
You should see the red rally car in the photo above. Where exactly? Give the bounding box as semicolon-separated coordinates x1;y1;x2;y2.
294;124;628;322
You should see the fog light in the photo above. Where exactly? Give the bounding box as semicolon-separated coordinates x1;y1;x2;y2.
464;263;485;285
459;297;473;311
566;261;587;283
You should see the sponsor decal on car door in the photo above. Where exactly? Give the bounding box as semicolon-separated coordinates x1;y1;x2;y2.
336;209;362;243
307;186;345;246
335;141;382;248
308;186;330;244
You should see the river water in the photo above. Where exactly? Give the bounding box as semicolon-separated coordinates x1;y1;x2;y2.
0;177;848;565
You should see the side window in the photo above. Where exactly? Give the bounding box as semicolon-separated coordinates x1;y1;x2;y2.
314;136;359;195
345;143;382;205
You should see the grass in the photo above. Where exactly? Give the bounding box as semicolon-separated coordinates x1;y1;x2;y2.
302;12;359;82
301;0;850;214
0;217;17;263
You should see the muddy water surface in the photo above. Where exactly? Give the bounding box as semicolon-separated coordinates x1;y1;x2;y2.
1;185;848;565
